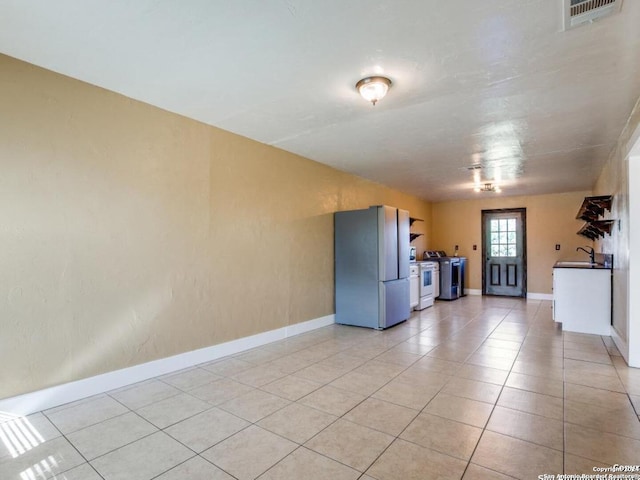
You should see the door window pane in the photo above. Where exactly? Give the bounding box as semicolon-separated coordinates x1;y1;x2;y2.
489;217;518;257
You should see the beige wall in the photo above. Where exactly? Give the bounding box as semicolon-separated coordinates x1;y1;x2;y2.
0;54;431;399
593;95;640;362
431;191;593;295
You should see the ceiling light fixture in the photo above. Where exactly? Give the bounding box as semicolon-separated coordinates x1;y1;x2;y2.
356;76;392;106
474;183;502;193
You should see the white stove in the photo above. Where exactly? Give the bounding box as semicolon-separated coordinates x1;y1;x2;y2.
416;261;436;310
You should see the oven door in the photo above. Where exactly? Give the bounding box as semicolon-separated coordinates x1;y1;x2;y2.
419;264;435;297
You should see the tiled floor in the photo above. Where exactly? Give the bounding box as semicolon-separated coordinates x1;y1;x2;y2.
2;296;640;480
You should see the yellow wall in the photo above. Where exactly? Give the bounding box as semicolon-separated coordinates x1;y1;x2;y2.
593;95;640;353
0;54;431;399
431;191;593;294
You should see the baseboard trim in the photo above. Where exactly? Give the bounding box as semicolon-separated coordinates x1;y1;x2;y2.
527;293;553;301
464;289;552;301
611;326;630;366
0;314;335;416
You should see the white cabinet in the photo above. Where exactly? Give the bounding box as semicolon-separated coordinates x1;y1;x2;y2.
553;267;611;335
409;264;419;309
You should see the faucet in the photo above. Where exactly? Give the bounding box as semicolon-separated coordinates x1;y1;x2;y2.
576;246;595;264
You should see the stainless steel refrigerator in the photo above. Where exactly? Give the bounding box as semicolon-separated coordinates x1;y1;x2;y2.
334;205;410;329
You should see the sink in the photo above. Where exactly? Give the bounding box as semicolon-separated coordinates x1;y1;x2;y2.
555;261;594;266
555;261;601;267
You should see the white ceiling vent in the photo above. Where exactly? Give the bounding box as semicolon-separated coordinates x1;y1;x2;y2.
563;0;622;30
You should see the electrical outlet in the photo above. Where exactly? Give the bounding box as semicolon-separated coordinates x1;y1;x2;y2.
555;244;560;251
473;245;477;250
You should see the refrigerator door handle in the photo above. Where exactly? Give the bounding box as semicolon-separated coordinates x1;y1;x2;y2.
378;206;399;282
397;208;410;279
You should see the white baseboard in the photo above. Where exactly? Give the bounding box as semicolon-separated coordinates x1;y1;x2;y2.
527;293;553;301
464;289;552;301
0;314;335;416
611;326;630;366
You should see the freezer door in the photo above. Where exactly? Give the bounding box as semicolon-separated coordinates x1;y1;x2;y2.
335;208;379;328
377;206;398;282
397;208;410;279
379;278;410;329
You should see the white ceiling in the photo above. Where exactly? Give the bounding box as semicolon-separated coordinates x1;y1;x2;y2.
1;0;639;201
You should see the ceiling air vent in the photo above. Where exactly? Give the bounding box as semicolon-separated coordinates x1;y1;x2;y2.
563;0;622;30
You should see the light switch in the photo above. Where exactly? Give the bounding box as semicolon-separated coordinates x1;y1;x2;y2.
555;244;560;251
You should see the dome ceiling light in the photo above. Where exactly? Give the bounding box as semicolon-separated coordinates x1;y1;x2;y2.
356;76;392;106
468;164;502;193
474;183;502;193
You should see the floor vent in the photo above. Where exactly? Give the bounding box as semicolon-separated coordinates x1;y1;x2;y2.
563;0;622;30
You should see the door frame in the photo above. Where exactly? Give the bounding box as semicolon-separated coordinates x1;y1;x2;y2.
481;208;527;297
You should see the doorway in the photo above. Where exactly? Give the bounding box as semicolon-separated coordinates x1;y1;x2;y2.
482;208;527;297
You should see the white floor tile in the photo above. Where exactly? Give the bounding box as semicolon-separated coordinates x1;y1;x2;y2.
4;299;639;479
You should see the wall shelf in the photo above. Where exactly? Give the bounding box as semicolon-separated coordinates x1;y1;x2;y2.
577;220;616;240
576;195;613;222
409;217;424;243
576;195;614;240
